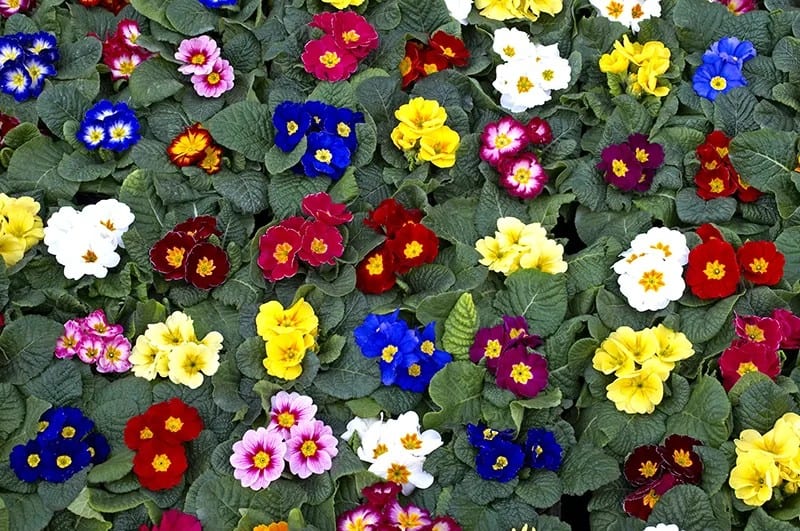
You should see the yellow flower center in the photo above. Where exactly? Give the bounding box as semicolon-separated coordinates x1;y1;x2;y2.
745;324;765;342
483;428;497;441
494;133;512;149
301;440;318;457
207;72;221;85
484;339;502;359
649;242;671;257
492;456;509;470
27;454;40;467
62;426;77;438
277;412;295;428
386;463;411;484
166;246;186;268
82;249;98;263
195;257;216;277
634;147;649;163
341;30;360;44
407;363;421;377
516;76;534;93
310;238;328;255
286;121;298;135
510;362;533;384
709;178;725;193
673;449;693;468
372;443;388;459
337;122;351;137
716;146;729;158
273;242;293;264
399;57;413;76
56;455;72;469
105;346;120;361
638;269;665;292
118;59;136;76
315;149;333;163
737;361;759;376
534;445;543;456
607;0;624;17
38;421;49;432
513;167;531;185
191;53;206;65
421;340;434;355
423;63;439;75
703;260;726;280
643;489;660;508
381;345;398;363
612;159;628;177
100;219;116;231
165;416;184;432
401;433;422;450
366;254;384;275
252;450;270;469
710;76;727;91
749;257;768;273
404;241;423;259
705;160;719;170
503;46;516;58
320;51;341;68
542;69;554;81
140;427;154;439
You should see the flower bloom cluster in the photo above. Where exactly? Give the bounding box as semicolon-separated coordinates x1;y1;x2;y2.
139;509;201;531
599;35;671;98
480;116;552;200
10;407;109;483
356;198;439;294
0;0;33;18
77;100;140;151
400;31;469;88
0;32;58;101
230;392;337;489
710;0;754;14
593;325;694;414
129;311;223;388
612;227;688;312
78;0;127;13
0;193;44;267
99;19;151;81
150;215;230;290
167;123;223;174
124;398;203;491
302;11;378;82
274;100;363;180
491;28;570;112
354;310;452;392
598;133;665;192
693;130;761;202
475;217;568;276
622;435;704;520
729;412;800;506
685;224;785;299
174;36;234;98
44;199;134;280
255;298;318;380
252;522;288;531
467;423;562;482
589;0;660;32
391;97;460;168
474;0;562;21
337;480;462;531
693;37;755;102
343;412;442;495
55;309;132;373
470;315;549;398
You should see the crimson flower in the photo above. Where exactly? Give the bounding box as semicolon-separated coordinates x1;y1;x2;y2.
174;215;220;241
132;442;188;491
494;345;548;398
400;41;423;88
685;238;740;299
149;231;196;280
718;342;780;391
694;166;737;200
258;225;303;282
623;472;678;520
737;240;784;286
301;192;353;226
772;308;800;350
385;222;439;274
525;117;552;145
298;220;344;267
364;198;423;237
420;49;450;76
659;434;703;483
734;314;782;351
356;246;397;294
147;398;204;446
185;243;229;290
428;31;469;67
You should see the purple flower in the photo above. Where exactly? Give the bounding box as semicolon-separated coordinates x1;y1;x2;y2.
469;324;506;372
495;345;548;398
82;309;123;338
598;143;645;191
286;419;338;479
229;427;286;490
626;133;664;170
386;501;431;529
96;335;132;373
55;320;82;359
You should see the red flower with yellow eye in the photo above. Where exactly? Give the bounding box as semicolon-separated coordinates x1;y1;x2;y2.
364;198;423;237
198;145;223;174
420;49;450;77
258;225;303;282
659;434;703;483
301;192;353;226
623;472;678;520
623;445;664;486
400;41;423;88
428;31;470;67
132;441;188;491
149;231;196;280
356;246;397;294
385;222;439;274
685;238;740;299
185;243;229;290
718;342;780;391
123;413;160;451
167;124;211;167
173;215;221;241
737;240;784;286
694;166;737;200
298;221;344;267
735;174;762;203
147;398;204;446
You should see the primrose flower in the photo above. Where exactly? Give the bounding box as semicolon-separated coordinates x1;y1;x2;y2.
174;35;220;75
285;419;338;479
230;428;287;490
191;57;234;98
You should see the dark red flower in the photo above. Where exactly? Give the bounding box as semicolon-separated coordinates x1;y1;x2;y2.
400;41;423;88
0;113;20;148
149;231;196;281
298;220;344;267
123;413;160;451
598;143;644;192
699;130;732;161
685;238;740;299
258;225;303;282
735;174;762;202
624;445;664;486
718;342;780;391
173;215;220;241
385;222;439;274
364;198;423;237
361;481;402;508
420;49;450;77
737;240;784;286
695;167;737;200
132;442;188;491
301;192;353;226
525;117;552;145
627;133;664;170
146;398;204;446
356;246;397;294
623;472;679;520
184;243;230;290
659;434;703;484
428;31;469;67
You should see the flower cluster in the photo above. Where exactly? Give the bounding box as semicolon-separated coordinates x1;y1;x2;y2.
258;193;352;282
255;298;318;380
253;523;288;531
685;224;785;299
622;435;704;520
343;412;442;495
43;199;134;280
491;28;570;112
480;116;552;200
0;32;58;101
139;509;201;531
474;0;563;21
593;325;694;414
10;407;109;483
273;100;363;180
693;130;761;202
150;215;230;289
197;0;235;9
99;19;151;81
693;37;755;102
0;193;44;267
354;310;452;392
124;399;203;491
129;311;223;388
0;0;33;17
710;0;754;14
337;480;462;531
612;227;688;312
391;97;460;168
77;100;140;152
55;309;132;373
167;123;223;174
730;412;800;507
599;35;671;98
470;315;549;398
598;133;665;192
77;0;127;13
174;36;234;98
230;392;337;489
467;423;562;482
400;32;469;88
475;217;568;276
355;198;439;294
302;11;378;82
589;0;660;32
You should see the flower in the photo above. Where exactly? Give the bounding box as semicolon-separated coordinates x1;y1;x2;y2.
734;314;783;351
132;442;188;491
0;0;34;17
147;398;204;446
301;131;352;179
393;97;448;142
692;59;746;101
167;124;212;166
0;194;43;266
337;507;381;531
273;101;312;152
474;438;525;482
385;222;439;274
10;440;45;482
624;445;664;486
368;452;434;495
230;428;287;490
285;419;339;478
617;254;686;312
60;232;121;281
772;308;800;350
643;524;682;531
706;36;757;67
184;242;229;289
257;225;303;282
479;116;528;165
38;439;93;483
598;143;644;192
718;342;780;391
77;100;140;152
659;434;703;483
524;428;562;471
623;472;678;520
174;36;220;75
498;152;548;199
267;391;318;439
191;57;234;98
324;11;379;60
495;346;549;398
445;0;473;23
606;359;665;414
429;31;470;67
81;199;135;249
252;523;289;531
417;126;460;168
175;215;220;240
168;341;220;389
364;198;423;237
55;320;83;359
301;192;353;225
356;246;397;294
729;451;781;506
196;0;236;8
149;231;197;280
685;234;740;299
386;501;431;530
737;240;785;286
257;298;319;340
142;509;202;531
589;0;661;31
96;335;132;373
302;35;358;82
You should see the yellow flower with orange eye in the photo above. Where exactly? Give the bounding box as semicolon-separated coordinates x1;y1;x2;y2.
392;97;461;168
167;123;225;174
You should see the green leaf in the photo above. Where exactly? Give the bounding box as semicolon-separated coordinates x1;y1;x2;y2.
745;508;799;530
5;136;78;200
129;138;176;174
510;388;563;433
772;36;800;73
442;292;478;360
67;488;110;527
129;57;184;107
165;0;219;35
775;227;800;285
39;469;88;511
423;197;480;246
675;188;737;224
474;180;529;236
0;315;64;385
55;37;102;80
212;171;269;214
308;81;358;108
1;494;52;531
733;377;794;433
36;82;91;141
493;269;568;337
58;151;116;182
264;138;307;175
87;450;134;484
312;340;381;400
560;441;620;496
713;88;758;136
206;102;273;162
515;470;562;509
267;172;328;219
424;361;485;430
184;299;243;351
0;384;24;440
25;362;82;406
665;376;731;446
87;489;149;513
118;170;167;244
647;484;721;530
678;295;739;344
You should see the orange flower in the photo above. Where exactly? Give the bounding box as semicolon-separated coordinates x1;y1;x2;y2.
199;145;223;174
167;124;211;167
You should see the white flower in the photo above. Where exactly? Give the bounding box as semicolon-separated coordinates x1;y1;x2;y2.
612;249;648;275
629;227;689;266
589;0;633;28
58;232;120;280
368;452;434;495
494;62;551;112
643;525;682;531
533;54;571;92
444;0;473;24
43;206;80;256
626;0;661;32
492;28;537;62
618;254;685;312
81;198;135;249
531;43;563;63
356;417;392;464
383;411;443;458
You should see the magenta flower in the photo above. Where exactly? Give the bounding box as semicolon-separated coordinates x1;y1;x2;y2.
117;19;142;48
498;152;548;199
469;324;505;372
286;419;338;479
721;0;755;14
144;509;202;531
55;320;83;359
267;391;318;439
495;345;549;398
76;335;104;364
627;133;664;170
337;506;381;531
83;309;123;338
479;117;527;166
733;314;782;351
772;309;800;350
0;0;33;17
174;35;221;76
301;192;353;226
526;117;553;145
718;342;780;391
191;58;235;98
386;501;431;530
430;516;463;531
301;36;359;82
597;143;644;192
230;427;287;490
96;335;132;374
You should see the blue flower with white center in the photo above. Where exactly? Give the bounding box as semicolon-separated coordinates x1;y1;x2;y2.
1;62;31;101
23;56;55;96
78;100;140;152
102;116;140;151
300;131;351;180
0;39;23;68
78;122;106;150
85;100;116;123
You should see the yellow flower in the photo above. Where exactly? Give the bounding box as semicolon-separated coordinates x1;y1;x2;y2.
475;235;521;275
729;452;781;506
320;0;363;8
474;0;520;20
519;238;568;274
394;97;448;139
652;324;694;365
4;203;44;251
264;330;308;380
146;311;197;348
252;523;289;531
593;332;637;377
417;126;460;168
598;50;629;74
519;0;562;18
390;123;419;151
599;36;671;98
0;234;26;266
736;424;799;462
130;336;169;380
506;218;546;247
605;360;664;414
256;298;319;342
168;342;220;389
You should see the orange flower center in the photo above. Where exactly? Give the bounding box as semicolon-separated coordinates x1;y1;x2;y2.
82;249;98;263
638;269;665;292
607;0;624;17
140;427;154;440
631;3;644;18
341;30;360;44
709;178;725;193
703;260;726;280
207;72;221;85
744;324;765;342
273;242;293;264
372;443;388;459
191;53;206;65
166;246;186;268
152;454;171;472
516;76;534;93
386;463;411;484
639;460;659;478
195;257;216;277
643;489;660;508
673;449;693;468
401;433;422;450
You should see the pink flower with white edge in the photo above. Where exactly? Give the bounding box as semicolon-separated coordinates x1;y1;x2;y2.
733;314;783;352
76;335;104;364
286;419;339;479
230;427;287;490
55;320;83;359
109;52;145;81
498;152;548;199
117;19;141;47
96;335;132;374
479;117;527;166
191;57;234;98
337;506;381;531
386;501;431;530
175;35;221;76
83;309;123;338
267;391;318;439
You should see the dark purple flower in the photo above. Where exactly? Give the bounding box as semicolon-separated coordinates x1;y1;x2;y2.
626;134;664;170
469;324;506;373
598;143;644;192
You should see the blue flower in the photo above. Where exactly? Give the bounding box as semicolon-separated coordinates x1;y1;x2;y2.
525;428;563;471
466;423;515;449
77;121;107;150
23;56;55;96
196;0;237;8
0;39;23;68
704;37;756;67
354;310;402;353
300;131;352;180
38;406;95;442
474;438;525;482
693;59;747;101
273;101;312;152
83;432;110;465
102;114;141;151
376;326;419;386
1;61;31;102
416;322;453;368
23;31;59;61
39;439;92;483
84;100;116;123
9;440;44;482
323;107;364;152
303;101;336;131
79;101;140;152
393;351;441;392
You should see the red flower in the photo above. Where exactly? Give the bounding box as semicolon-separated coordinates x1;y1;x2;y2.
694;167;737;200
0;113;20;148
428;32;469;67
258;225;303;282
167;124;211;167
301;192;353;226
623;445;664;486
772;308;800;350
362;481;402;508
185;243;229;290
124;413;160;451
356;246;397;294
698;130;731;161
400;41;423;88
525;117;552;145
696;223;724;243
659;434;703;484
301;36;359;83
364;198;423;237
133;442;188;491
420;49;450;77
149;231;196;280
147;398;204;445
330;11;380;59
736;175;762;202
737;240;784;286
298;220;344;267
173;215;220;241
623;473;679;520
385;222;439;274
719;342;780;391
685;238;740;299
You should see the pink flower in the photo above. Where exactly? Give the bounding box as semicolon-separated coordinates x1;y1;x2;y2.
175;35;221;75
83;309;123;338
721;0;756;15
76;335;104;365
479;117;527;166
257;224;304;282
267;391;317;439
386;501;431;530
494;345;549;398
772;308;800;350
733;314;782;351
96;335;132;374
191;58;235;98
117;19;141;47
286;419;338;479
337;506;381;531
301;36;358;82
141;509;202;531
230;427;287;490
301;192;353;226
109;52;146;81
55;320;83;359
719;342;780;391
329;12;380;59
298;220;344;267
498;152;548;199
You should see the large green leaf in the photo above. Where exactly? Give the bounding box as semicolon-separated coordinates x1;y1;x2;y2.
493;269;568;337
4;136;78;200
206;102;273;162
424;361;485;430
0;315;64;386
665;376;731;446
